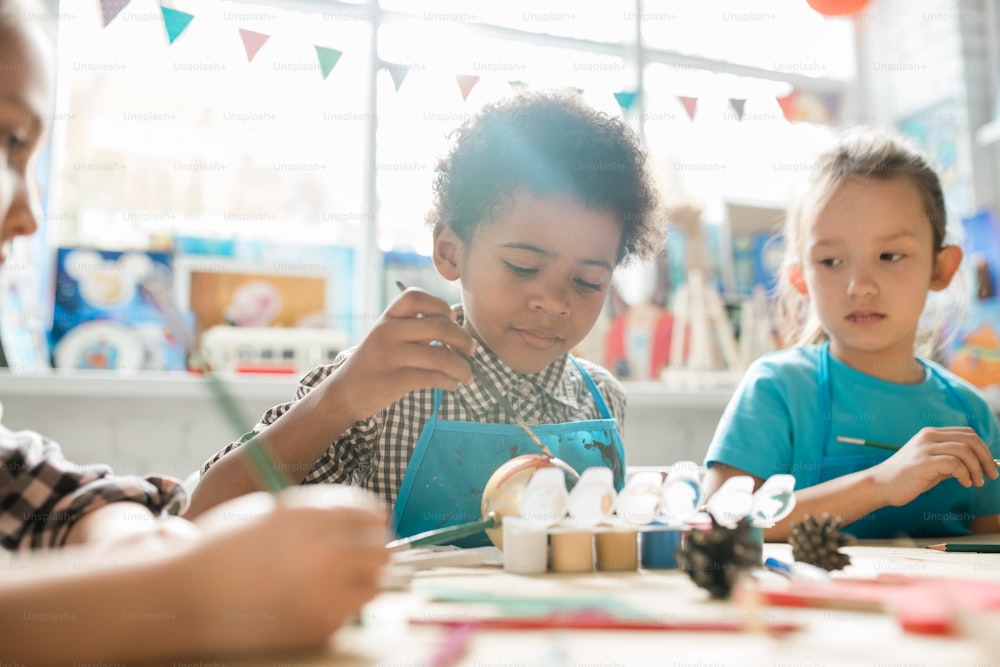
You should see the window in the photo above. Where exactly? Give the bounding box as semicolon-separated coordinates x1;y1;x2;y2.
42;0;854;351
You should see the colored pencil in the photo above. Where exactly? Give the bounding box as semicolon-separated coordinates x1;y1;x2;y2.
926;543;1000;553
837;435;1000;467
411;613;800;634
138;275;291;492
426;622;475;667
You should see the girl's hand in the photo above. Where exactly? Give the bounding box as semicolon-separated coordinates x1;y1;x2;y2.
872;427;1000;507
324;288;476;421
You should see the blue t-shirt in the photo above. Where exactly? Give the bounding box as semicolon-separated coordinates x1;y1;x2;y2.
704;344;1000;538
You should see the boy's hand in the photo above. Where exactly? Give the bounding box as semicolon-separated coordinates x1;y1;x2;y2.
872;427;1000;507
329;288;476;420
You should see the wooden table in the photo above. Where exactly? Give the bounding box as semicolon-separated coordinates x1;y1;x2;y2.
217;535;1000;667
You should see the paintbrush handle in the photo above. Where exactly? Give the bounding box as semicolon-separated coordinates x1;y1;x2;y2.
387;515;498;552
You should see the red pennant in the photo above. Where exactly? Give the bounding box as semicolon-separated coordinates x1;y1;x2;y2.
678;96;698;121
239;29;270;63
455;75;480;101
777;91;798;122
728;98;746;121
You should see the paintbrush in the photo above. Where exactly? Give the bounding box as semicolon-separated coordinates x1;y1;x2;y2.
394;280;554;458
385;513;498;552
138;272;292;491
837;435;1000;467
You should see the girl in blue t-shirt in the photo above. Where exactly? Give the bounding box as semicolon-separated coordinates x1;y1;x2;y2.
703;128;1000;540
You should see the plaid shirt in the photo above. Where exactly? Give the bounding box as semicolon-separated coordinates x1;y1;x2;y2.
0;413;186;551
203;338;626;507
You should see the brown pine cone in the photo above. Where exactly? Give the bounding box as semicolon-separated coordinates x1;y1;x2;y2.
789;513;855;571
675;516;762;599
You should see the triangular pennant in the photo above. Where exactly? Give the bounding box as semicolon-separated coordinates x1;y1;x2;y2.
678;96;698;121
100;0;131;27
160;6;194;44
613;91;639;113
239;29;270;63
382;61;409;92
776;91;798;122
315;46;343;80
820;91;842;123
455;74;480;101
729;98;746;121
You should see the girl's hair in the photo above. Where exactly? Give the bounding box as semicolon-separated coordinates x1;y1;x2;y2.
427;91;662;265
777;127;951;349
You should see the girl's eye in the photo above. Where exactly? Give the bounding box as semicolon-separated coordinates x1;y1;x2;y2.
503;261;536;277
817;258;841;268
879;252;904;262
1;129;28;154
575;278;602;291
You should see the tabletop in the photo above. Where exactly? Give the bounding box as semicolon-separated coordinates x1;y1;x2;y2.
207;534;1000;667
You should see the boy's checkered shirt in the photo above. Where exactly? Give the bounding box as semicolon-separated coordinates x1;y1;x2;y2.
202;339;627;507
0;421;186;551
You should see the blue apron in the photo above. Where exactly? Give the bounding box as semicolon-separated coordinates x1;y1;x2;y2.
392;357;625;547
797;341;983;538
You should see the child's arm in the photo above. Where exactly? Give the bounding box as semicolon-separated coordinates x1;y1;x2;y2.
1;486;388;666
703;462;887;541
0;430;186;550
706;426;999;541
186;288;476;517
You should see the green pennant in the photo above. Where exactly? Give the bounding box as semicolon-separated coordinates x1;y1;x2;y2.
315;46;343;80
160;6;194;44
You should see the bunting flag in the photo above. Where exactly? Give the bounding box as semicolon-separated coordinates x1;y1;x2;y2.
455;74;480;101
315;46;343;80
776;91;798;122
160;6;194;44
381;61;409;92
239;29;270;63
613;90;639;113
99;0;131;27
728;98;746;121
678;96;698;121
820;91;842;123
92;6;848;124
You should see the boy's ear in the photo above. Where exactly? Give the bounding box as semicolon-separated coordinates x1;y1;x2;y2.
787;264;808;295
930;245;963;291
432;224;462;281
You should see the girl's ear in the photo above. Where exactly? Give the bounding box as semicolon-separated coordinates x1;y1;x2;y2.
787;264;808;295
930;245;963;291
432;224;463;281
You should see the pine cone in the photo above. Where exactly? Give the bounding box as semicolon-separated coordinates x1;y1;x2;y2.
675;516;762;599
789;513;855;571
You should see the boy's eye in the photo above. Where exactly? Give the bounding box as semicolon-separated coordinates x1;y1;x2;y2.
575;278;603;291
503;261;537;277
879;252;905;262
